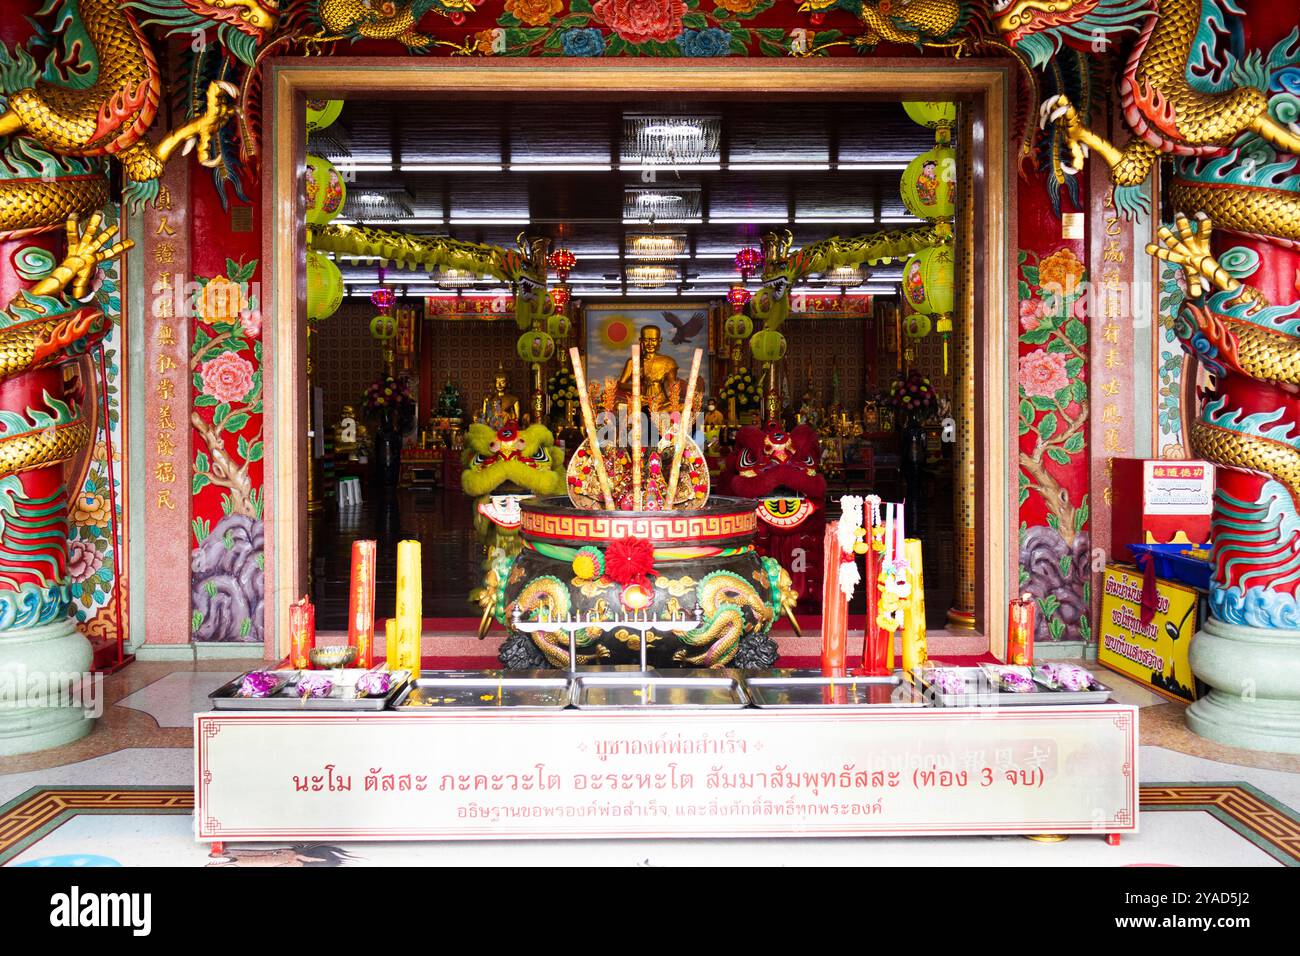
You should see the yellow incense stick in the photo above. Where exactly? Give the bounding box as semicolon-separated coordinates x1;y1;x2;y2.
568;347;615;510
664;348;702;511
631;342;642;511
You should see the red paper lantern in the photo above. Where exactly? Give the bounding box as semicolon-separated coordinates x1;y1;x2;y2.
370;286;395;311
550;286;571;310
727;285;752;312
548;248;577;282
734;247;764;280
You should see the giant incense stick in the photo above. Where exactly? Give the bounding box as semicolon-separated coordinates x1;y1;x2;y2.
664;348;702;511
568;347;615;510
631;343;642;511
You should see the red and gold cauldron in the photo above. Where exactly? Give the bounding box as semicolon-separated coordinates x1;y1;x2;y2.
492;496;792;670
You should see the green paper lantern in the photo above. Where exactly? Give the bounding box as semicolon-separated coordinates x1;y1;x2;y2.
900;246;954;316
305;154;346;227
546;313;571;339
903;101;957;130
724;313;753;340
903;312;932;338
899;146;956;221
517;328;556;364
306;250;343;322
369;314;396;341
306;99;344;133
749;329;787;363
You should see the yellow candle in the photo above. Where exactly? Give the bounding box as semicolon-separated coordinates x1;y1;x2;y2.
395;540;422;674
384;618;397;669
901;537;928;677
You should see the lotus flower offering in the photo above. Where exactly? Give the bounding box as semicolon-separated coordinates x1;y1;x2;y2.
237;671;284;698
297;674;335;699
980;664;1037;694
356;669;393;697
1034;663;1100;692
925;667;967;696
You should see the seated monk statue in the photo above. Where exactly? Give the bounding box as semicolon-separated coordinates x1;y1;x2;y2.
481;366;521;424
617;325;681;412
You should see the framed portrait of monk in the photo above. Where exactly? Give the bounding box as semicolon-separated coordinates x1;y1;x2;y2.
582;303;711;410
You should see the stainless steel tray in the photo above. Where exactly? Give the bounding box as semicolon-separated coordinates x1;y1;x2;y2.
392;670;573;710
572;669;748;709
920;666;1113;707
209;669;411;711
744;669;924;708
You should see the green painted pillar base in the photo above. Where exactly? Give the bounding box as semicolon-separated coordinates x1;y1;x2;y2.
0;618;95;756
1186;617;1300;756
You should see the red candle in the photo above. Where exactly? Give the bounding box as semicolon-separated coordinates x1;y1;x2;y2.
289;596;315;670
857;537;892;677
348;540;378;668
821;522;847;677
1007;592;1036;665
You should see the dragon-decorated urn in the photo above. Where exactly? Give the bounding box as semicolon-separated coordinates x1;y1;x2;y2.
486;496;795;670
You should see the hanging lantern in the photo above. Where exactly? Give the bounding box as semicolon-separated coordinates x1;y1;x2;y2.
548;248;577;282
370;285;395;312
903;101;957;131
550;286;571;311
735;247;764;281
517;328;556;364
900;246;955;315
749;329;787;363
306;99;344;134
899;145;956;221
902;312;933;338
724;313;754;341
305;154;346;227
305;250;342;322
547;312;571;339
369;314;397;341
727;285;752;313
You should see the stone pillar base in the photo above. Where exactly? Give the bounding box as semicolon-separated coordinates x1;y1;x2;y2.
1186;617;1300;756
0;618;95;756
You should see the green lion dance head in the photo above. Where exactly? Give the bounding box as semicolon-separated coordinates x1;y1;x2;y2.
461;421;565;549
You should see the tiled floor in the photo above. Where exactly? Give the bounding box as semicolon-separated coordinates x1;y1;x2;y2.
1;659;1296;866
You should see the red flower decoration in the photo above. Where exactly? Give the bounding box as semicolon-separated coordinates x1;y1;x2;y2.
604;536;656;588
592;0;686;44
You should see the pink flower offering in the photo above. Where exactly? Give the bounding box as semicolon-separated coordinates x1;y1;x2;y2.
297;674;334;699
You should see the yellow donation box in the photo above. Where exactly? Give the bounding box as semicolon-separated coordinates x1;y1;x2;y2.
1098;565;1199;703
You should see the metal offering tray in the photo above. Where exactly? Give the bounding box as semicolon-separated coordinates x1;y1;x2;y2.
511;606;701;672
920;666;1113;707
572;668;748;709
209;669;412;711
392;670;573;710
744;669;924;708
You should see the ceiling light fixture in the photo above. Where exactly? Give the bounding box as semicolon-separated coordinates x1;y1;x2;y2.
627;233;687;261
624;186;702;222
626;264;679;288
400;163;503;172
623;114;721;165
437;267;477;288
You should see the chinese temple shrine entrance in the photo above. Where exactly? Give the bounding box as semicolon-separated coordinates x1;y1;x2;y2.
265;62;1013;660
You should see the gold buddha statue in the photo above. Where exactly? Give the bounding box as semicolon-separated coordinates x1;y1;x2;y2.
481;365;521;423
333;404;368;459
618;325;680;409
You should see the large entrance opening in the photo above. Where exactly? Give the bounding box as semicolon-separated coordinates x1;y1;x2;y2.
264;62;1013;660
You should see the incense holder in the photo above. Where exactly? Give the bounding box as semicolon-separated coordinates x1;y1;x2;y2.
493;497;790;670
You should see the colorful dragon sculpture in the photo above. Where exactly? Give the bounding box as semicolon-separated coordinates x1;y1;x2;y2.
751;226;949;330
309;223;556;330
721;422;826;609
0;1;244;636
310;0;480;50
1000;2;1300;631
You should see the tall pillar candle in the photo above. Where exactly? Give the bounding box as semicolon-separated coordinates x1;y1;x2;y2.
347;540;378;668
395;540;423;673
288;597;315;670
1007;592;1036;665
900;538;928;677
821;522;848;677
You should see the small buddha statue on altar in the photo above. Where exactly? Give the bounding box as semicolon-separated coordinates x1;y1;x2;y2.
704;398;726;452
481;365;521;424
797;389;822;429
617;325;680;410
334;404;367;460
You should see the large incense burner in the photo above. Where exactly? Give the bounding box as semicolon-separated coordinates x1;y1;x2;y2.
493;496;792;670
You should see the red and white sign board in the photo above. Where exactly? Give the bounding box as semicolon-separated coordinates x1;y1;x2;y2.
195;708;1137;841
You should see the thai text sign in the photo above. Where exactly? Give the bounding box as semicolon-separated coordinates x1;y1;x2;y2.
196;707;1136;841
1099;564;1199;703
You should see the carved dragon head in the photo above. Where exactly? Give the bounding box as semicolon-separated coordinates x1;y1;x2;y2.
993;0;1148;68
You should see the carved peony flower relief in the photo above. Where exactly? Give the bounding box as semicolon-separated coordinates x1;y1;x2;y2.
201;350;256;406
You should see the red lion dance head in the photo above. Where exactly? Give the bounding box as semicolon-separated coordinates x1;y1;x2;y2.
722;422;827;527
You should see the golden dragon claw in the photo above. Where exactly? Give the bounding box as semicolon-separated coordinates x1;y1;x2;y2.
157;81;240;169
30;213;134;300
